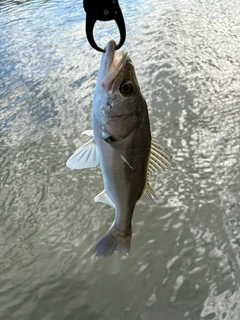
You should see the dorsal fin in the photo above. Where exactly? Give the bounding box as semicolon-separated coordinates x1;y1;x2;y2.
147;138;172;176
138;138;172;206
138;183;157;205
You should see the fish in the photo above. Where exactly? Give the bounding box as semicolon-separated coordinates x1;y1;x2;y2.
66;40;172;257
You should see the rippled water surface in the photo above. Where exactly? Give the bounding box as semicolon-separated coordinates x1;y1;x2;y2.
1;0;240;319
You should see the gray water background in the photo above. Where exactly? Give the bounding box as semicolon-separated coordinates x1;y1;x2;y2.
1;0;240;319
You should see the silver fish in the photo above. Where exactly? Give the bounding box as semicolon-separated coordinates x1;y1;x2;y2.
66;40;171;257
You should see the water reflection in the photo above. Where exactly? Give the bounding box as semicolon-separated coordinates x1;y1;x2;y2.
0;0;240;319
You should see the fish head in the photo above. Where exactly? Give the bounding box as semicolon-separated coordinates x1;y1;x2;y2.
93;40;146;141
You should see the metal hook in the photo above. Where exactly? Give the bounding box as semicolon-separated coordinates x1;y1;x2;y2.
83;0;126;52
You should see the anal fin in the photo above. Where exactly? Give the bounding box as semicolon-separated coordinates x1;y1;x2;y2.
94;190;115;208
82;130;93;137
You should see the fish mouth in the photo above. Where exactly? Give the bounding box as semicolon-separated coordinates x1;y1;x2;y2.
100;40;128;91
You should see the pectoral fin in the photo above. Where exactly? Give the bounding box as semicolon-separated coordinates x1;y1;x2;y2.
66;139;99;169
103;135;133;170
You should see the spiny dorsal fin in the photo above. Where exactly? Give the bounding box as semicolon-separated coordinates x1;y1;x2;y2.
138;183;157;205
66;139;99;169
147;138;172;176
94;190;115;208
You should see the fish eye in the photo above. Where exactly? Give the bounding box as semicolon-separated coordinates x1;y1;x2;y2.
120;81;133;95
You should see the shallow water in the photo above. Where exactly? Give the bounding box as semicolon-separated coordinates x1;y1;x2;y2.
1;0;240;319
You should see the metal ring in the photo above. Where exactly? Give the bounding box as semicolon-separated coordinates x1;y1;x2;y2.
85;12;126;52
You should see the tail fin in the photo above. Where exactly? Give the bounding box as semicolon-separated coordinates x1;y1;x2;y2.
94;227;131;258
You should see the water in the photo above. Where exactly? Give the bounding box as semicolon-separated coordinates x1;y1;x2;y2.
1;0;240;319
